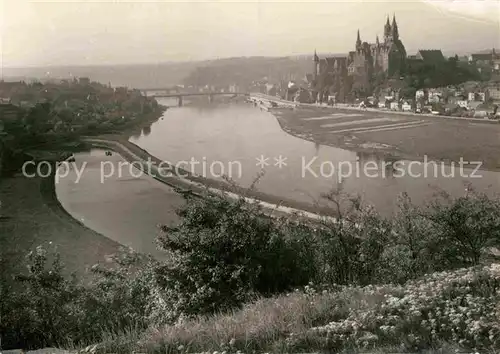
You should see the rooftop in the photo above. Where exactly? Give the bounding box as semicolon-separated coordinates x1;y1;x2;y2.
470;53;494;61
417;49;445;63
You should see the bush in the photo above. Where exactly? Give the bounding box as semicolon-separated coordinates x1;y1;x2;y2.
76;249;159;339
152;192;319;321
1;244;158;350
1;245;81;349
312;190;390;286
425;187;500;266
378;192;442;283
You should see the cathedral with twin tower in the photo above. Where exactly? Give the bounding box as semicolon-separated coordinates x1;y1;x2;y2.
311;14;407;102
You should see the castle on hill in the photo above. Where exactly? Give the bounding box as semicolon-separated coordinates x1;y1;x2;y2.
311;14;407;103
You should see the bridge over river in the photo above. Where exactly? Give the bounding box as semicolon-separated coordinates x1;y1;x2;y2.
141;88;249;106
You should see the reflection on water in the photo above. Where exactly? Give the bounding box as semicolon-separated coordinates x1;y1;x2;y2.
142;125;151;136
56;149;185;257
130;100;500;215
130;131;141;140
314;142;320;157
356;151;381;163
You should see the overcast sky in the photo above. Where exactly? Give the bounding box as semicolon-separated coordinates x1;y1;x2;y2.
1;0;499;67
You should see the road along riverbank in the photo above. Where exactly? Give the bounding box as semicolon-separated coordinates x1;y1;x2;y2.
84;136;337;221
250;93;500;124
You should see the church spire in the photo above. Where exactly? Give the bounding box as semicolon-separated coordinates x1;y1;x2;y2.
356;29;362;51
392;14;399;40
384;15;392;40
313;49;319;81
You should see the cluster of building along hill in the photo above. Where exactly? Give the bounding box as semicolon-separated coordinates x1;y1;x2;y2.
311;15;406;103
292;14;500;106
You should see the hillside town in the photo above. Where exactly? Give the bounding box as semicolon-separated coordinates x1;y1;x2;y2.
0;78;162;175
0;78;160;132
247;15;500;119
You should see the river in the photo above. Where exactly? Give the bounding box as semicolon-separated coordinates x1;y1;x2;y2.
56;99;500;255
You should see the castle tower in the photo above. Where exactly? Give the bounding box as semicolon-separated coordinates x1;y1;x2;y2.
313;50;319;80
392;14;399;41
384;16;392;42
374;35;381;71
356;29;362;52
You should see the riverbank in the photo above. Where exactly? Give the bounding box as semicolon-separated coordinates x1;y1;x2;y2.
101;105;168;138
0;172;122;281
0;107;168;280
264;104;500;172
84;136;337;221
251;93;500;123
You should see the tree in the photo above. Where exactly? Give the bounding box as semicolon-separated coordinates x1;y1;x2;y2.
448;55;458;69
426;188;500;266
400;86;416;99
154;192;318;318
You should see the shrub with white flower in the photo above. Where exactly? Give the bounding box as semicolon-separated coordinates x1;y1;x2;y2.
299;264;500;351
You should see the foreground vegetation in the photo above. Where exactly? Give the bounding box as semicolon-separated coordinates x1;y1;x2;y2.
2;185;500;352
104;264;500;353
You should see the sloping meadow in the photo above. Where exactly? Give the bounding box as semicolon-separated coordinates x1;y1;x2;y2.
103;264;500;353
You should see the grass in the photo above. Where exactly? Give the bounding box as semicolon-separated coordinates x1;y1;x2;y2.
0;173;121;280
94;290;368;353
94;265;500;354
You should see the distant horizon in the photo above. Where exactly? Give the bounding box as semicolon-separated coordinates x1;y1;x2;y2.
1;46;498;72
2;1;499;68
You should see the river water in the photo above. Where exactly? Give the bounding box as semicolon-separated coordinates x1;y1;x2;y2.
55;149;184;258
56;99;500;255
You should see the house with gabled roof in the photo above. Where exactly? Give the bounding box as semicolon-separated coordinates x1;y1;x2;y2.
468;49;499;65
469;53;494;63
468;100;483;111
415;50;446;64
486;83;500;102
474;102;497;118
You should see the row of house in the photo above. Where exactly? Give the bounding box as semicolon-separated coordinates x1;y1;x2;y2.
355;78;500;118
249;79;314;103
367;96;498;118
467;49;500;72
413;81;500;113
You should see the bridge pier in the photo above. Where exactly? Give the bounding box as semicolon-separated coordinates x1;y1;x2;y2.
178;96;183;107
208;94;213;103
